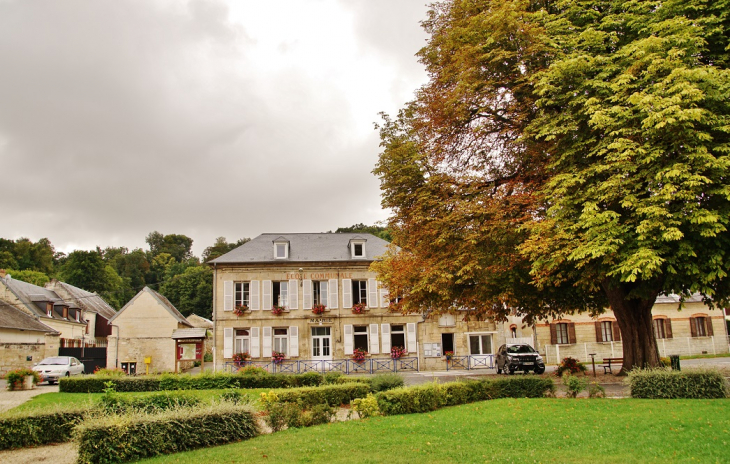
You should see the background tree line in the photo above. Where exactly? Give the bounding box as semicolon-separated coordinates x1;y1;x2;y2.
0;225;388;319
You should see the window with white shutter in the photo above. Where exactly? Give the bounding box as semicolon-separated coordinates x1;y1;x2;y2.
250;327;260;357
303;280;312;310
343;324;354;355
223;281;233;312
368;278;378;308
262;280;272;310
342;278;352;308
262;326;272;357
288;279;298;309
407;323;417;353
328;279;339;309
369;323;380;354
378;281;389;308
250;280;260;310
381;324;391;353
223;328;233;358
289;326;299;357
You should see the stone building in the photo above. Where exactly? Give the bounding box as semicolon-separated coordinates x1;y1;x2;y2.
210;233;504;372
0;299;59;376
0;272;87;342
107;287;193;374
46;280;116;342
534;294;729;363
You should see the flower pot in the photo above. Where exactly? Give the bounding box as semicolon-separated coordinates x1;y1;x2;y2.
23;375;34;390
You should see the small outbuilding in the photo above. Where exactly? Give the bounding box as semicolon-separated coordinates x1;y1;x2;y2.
107;287;192;374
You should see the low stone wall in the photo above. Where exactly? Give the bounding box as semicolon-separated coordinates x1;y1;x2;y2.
0;343;47;377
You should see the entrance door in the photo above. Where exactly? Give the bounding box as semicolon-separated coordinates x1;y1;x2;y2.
311;327;332;360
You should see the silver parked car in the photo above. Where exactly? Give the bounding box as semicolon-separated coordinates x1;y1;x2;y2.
32;356;85;384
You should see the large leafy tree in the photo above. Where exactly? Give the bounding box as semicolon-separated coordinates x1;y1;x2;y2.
375;0;730;371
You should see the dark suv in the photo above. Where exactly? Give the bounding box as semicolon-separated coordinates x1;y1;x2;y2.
496;344;545;374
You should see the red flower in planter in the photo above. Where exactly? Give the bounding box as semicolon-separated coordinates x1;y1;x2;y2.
233;305;249;316
271;351;286;364
271;305;285;316
390;346;408;360
352;303;366;314
312;304;326;315
351;348;368;363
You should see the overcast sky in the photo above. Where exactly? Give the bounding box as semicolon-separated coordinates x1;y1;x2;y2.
0;0;430;257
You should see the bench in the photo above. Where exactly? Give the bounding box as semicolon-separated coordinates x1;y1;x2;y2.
602;357;623;374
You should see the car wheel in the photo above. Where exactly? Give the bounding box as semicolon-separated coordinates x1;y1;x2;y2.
534;366;545;374
496;361;502;374
507;365;515;375
65;372;70;377
47;380;55;385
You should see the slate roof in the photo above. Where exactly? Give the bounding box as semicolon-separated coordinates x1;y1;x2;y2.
186;314;213;329
210;233;390;264
110;287;192;327
0;299;58;333
49;280;117;320
0;275;87;324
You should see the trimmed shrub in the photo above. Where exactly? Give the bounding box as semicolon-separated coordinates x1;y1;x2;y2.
336;376;372;389
237;365;269;376
370;373;405;392
376;377;555;416
94;367;126;377
99;390;201;414
0;408;88;450
376;383;444;415
5;368;41;390
219;389;245;404
323;371;344;384
294;371;324;387
60;376;161;393
352;393;381;418
629;368;728;399
75;404;259;464
562;373;587;398
273;383;371;408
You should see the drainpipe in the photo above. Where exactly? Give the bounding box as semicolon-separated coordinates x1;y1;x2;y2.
212;263;217;372
109;323;120;368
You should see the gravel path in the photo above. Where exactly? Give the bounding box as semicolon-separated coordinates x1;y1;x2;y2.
0;381;59;413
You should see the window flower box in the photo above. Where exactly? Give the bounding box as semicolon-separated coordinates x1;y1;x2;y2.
351;348;368;363
271;305;285;316
233;305;249;316
352;303;366;314
232;352;251;365
444;351;454;361
312;304;327;315
272;351;286;364
390;346;407;360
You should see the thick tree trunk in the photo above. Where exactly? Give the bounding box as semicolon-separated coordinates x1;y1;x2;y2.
602;281;661;374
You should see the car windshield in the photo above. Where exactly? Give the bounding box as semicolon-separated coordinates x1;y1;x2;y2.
506;345;535;354
39;357;69;365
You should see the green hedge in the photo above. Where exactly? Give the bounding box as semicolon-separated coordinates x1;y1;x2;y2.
100;390;202;414
376;376;555;416
60;371;327;393
75;404;259;464
0;408;88;450
629;369;728;399
274;383;371;408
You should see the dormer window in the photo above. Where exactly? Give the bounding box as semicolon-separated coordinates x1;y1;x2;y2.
273;237;290;259
75;311;80;322
46;302;53;318
349;238;367;259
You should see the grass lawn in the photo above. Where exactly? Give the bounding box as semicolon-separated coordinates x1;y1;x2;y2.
139;398;729;464
8;388;271;413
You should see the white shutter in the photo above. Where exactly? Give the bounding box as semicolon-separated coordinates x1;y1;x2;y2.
250;280;260;310
342;278;352;308
381;324;391;354
262;280;272;310
223;281;233;312
378;281;389;308
368;278;378;308
369;323;379;354
288;279;298;309
328;278;338;309
303;279;312;310
289;326;299;357
223;327;233;358
262;326;272;357
407;323;417;353
343;324;354;355
250;327;260;358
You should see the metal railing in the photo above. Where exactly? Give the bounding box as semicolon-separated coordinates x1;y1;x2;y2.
445;354;495;371
543;334;730;364
223;356;419;375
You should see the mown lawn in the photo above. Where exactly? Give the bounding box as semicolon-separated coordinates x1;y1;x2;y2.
140;398;729;464
9;388;271;413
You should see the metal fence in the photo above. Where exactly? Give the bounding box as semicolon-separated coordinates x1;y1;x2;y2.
543;334;730;364
445;354;495;371
223;356;419;375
